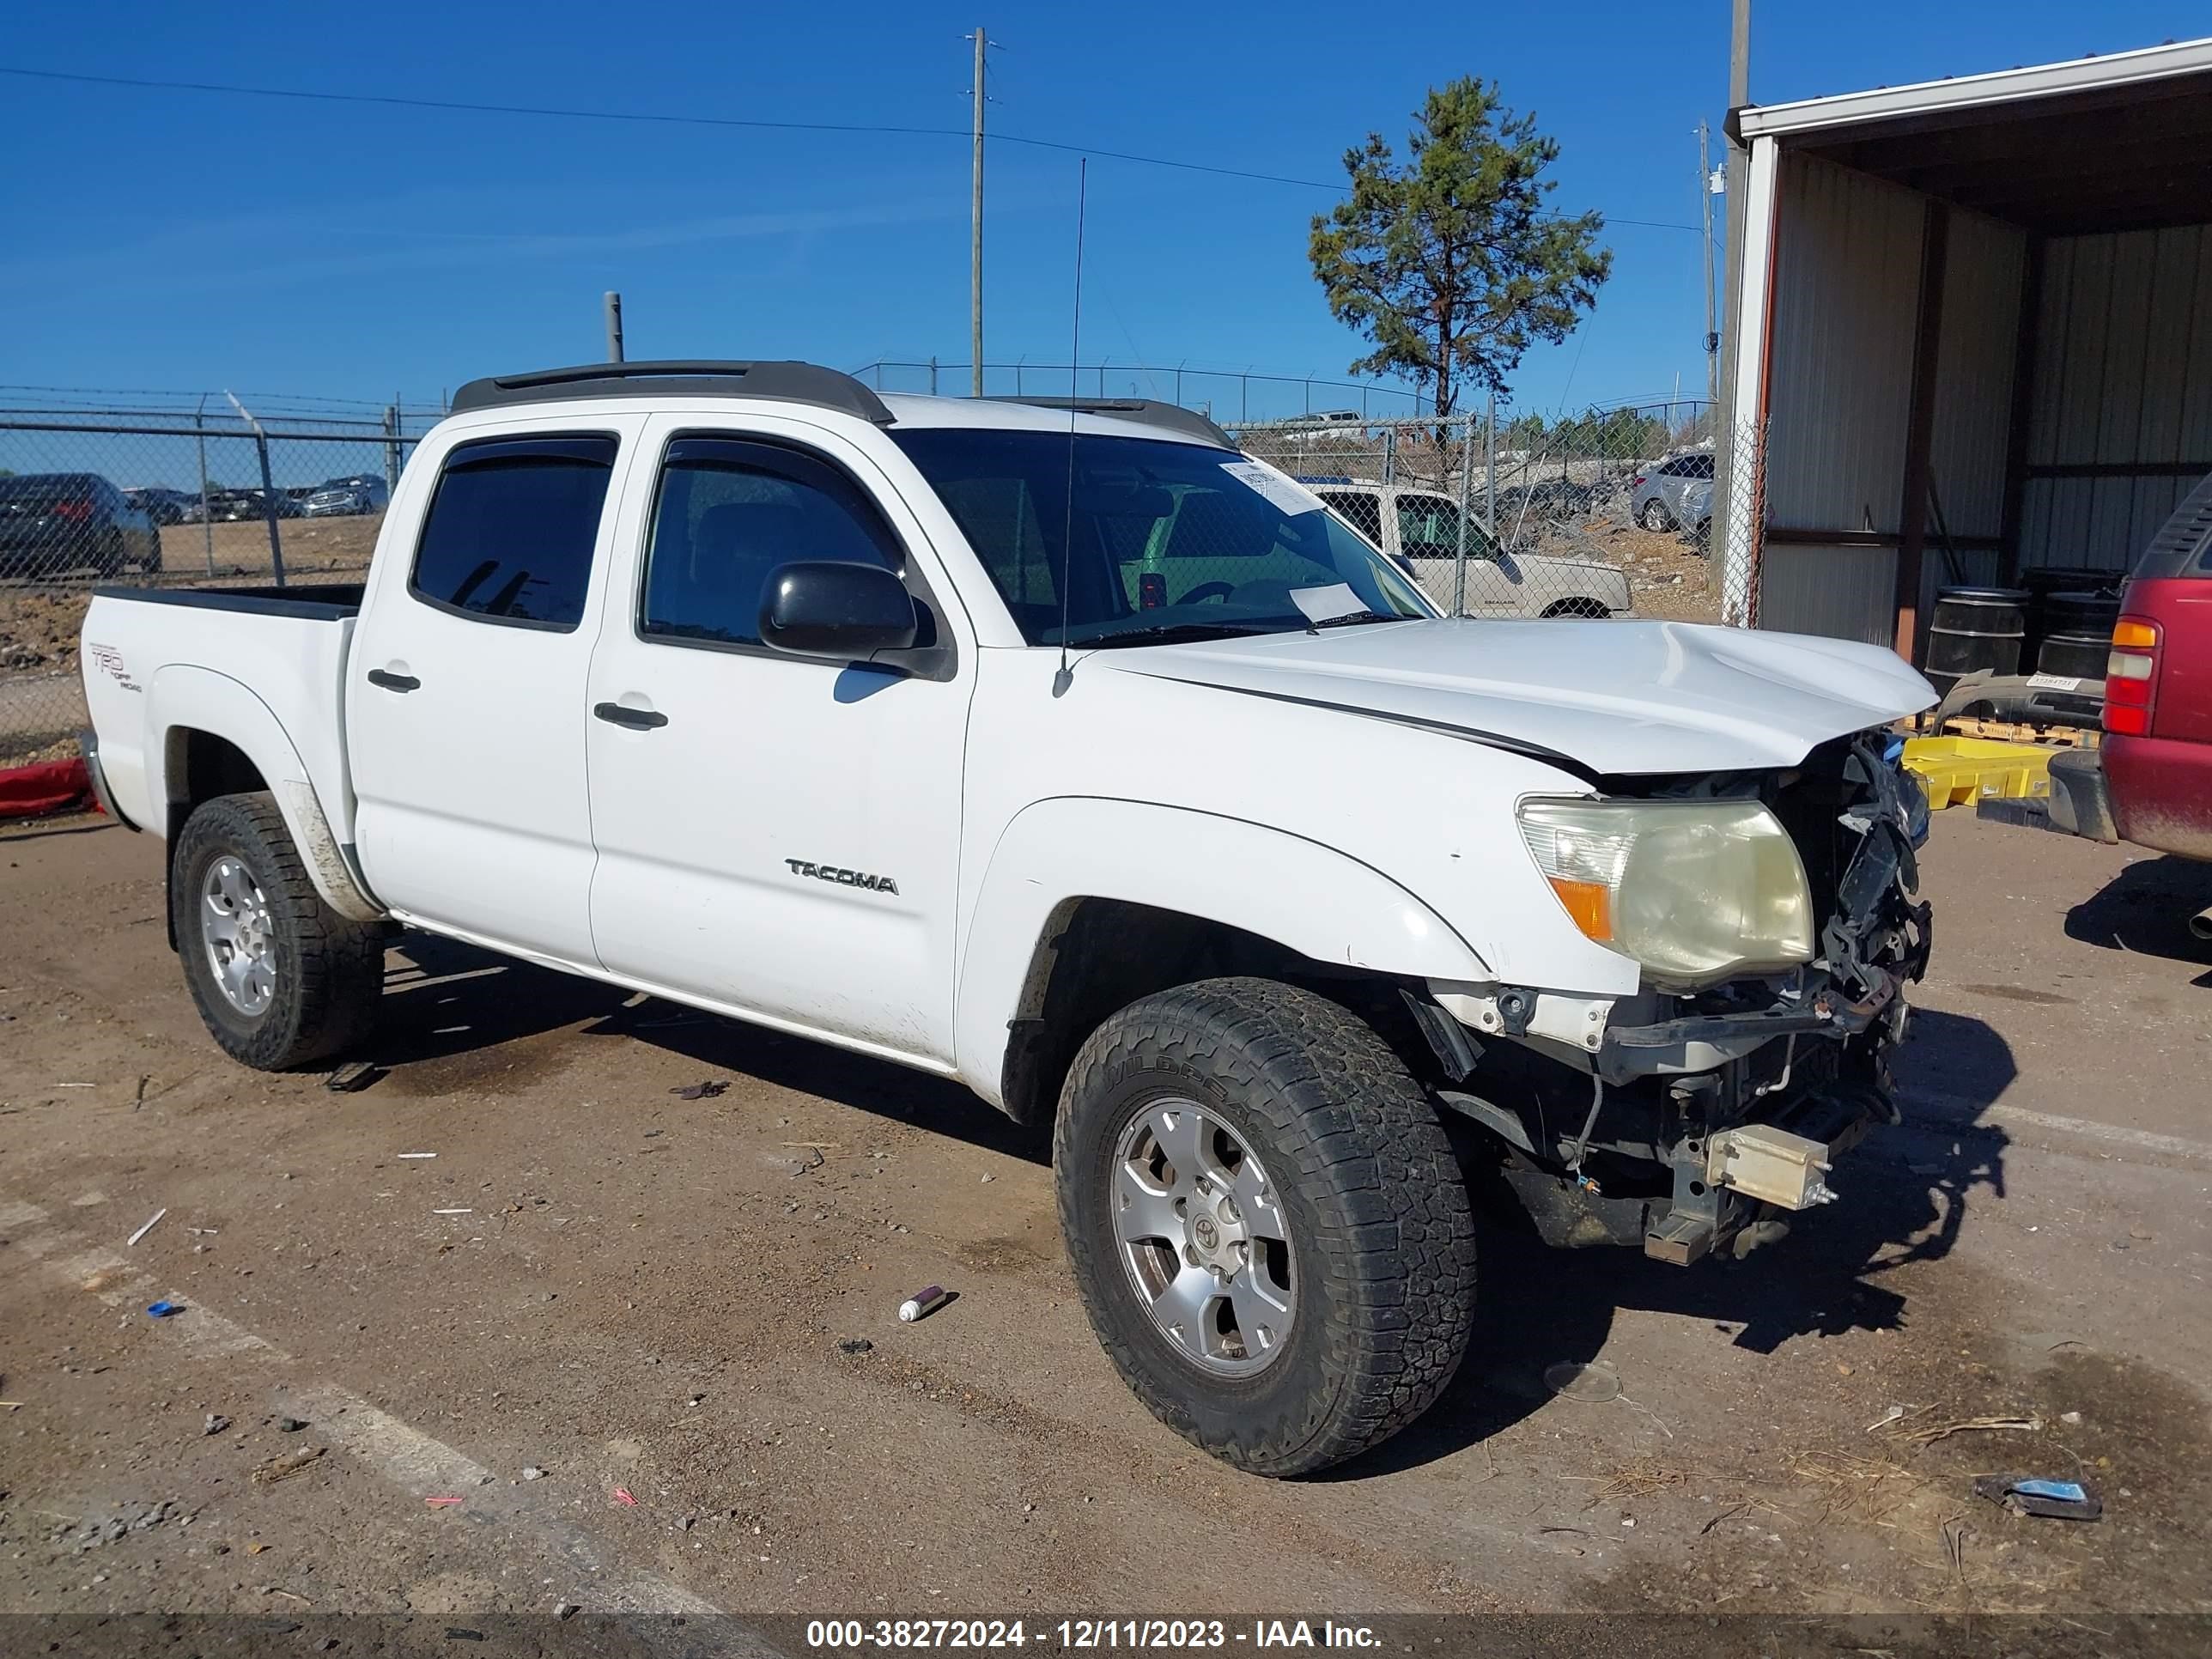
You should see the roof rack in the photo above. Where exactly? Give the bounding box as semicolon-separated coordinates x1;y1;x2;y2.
994;397;1235;450
449;361;895;424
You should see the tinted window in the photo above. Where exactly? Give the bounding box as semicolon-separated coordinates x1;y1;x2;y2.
1326;490;1384;546
641;437;901;647
1663;454;1715;479
410;436;616;629
1396;495;1475;559
893;428;1431;647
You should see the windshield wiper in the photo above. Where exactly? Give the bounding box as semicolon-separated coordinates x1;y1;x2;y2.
1067;621;1281;649
1309;609;1403;629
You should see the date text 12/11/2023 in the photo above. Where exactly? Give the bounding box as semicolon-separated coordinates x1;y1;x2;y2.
804;1620;1383;1650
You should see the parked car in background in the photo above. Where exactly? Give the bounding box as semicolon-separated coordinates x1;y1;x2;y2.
1310;480;1632;617
123;486;197;526
0;471;161;579
1632;450;1715;545
2048;471;2212;927
209;488;301;522
303;474;390;517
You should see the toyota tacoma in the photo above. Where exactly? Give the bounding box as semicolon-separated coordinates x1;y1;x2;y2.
78;361;1936;1475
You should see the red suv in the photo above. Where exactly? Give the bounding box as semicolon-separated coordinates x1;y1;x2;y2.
2052;475;2212;920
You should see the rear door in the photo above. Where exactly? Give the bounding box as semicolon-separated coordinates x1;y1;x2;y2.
347;418;642;968
581;413;974;1063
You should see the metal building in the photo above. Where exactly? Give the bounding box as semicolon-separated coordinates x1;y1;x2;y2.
1722;38;2212;653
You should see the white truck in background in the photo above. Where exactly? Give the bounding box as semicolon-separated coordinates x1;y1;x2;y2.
79;361;1936;1476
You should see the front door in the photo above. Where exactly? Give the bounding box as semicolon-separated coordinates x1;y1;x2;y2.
1396;492;1525;615
347;421;640;967
583;415;974;1065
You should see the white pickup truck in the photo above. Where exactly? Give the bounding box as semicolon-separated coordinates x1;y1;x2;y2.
79;361;1936;1476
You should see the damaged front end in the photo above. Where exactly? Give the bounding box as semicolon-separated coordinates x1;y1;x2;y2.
1424;732;1933;1266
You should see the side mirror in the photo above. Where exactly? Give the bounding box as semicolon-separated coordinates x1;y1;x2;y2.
758;560;918;659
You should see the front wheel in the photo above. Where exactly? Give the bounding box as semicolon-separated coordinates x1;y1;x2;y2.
1054;978;1476;1476
171;792;385;1069
1638;498;1674;532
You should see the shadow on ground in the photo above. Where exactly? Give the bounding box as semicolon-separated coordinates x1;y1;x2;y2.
2065;853;2212;975
367;931;1042;1164
1327;1007;2017;1479
362;933;2017;1481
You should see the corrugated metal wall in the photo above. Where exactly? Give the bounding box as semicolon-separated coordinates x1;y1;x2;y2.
2020;225;2212;571
1764;155;1924;541
1757;154;2030;642
1929;209;2027;543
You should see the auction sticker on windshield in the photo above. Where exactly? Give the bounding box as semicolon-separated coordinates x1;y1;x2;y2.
1219;460;1325;517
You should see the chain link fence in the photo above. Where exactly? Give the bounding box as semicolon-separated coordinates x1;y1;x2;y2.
1;407;438;766
1;392;1773;771
1224;401;1762;624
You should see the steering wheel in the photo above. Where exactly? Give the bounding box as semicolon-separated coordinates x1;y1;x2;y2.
1179;580;1235;605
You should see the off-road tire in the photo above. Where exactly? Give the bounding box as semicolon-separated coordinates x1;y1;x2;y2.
1054;977;1477;1476
171;792;384;1070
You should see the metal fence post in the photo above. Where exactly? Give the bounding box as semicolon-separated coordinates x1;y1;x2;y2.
1382;427;1395;485
253;431;285;586
929;356;939;396
383;404;400;495
194;396;216;574
1485;390;1498;537
1454;416;1474;617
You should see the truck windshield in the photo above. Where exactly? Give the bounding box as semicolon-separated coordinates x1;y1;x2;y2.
890;428;1432;646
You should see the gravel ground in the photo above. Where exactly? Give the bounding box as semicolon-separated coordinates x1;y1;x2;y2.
0;806;2206;1638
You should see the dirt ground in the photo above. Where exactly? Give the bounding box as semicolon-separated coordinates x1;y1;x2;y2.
2;774;2208;1644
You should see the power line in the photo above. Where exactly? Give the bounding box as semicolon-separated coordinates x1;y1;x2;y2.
0;64;1702;229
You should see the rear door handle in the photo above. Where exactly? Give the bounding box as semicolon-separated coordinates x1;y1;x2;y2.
593;702;668;731
366;668;420;692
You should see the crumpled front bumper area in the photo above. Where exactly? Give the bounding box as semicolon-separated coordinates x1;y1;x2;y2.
1470;733;1934;1267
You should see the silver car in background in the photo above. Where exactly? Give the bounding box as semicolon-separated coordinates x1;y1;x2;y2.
301;474;390;517
1631;449;1714;547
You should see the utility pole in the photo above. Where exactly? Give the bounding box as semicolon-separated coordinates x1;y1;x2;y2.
1698;118;1718;403
1714;0;1753;623
967;27;990;397
604;291;625;363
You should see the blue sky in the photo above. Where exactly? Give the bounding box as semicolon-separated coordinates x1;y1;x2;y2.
2;1;2206;422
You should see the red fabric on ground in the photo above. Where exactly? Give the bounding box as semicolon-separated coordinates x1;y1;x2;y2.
0;758;92;819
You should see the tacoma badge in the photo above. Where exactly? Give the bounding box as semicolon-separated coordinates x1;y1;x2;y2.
785;859;900;896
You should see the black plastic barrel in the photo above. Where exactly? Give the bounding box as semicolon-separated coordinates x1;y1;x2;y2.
2020;567;2121;666
2036;589;2123;681
1925;586;2027;700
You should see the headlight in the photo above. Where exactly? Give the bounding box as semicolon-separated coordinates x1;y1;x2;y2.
1516;797;1814;988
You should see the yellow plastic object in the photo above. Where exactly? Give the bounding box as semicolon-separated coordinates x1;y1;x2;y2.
1902;736;2058;809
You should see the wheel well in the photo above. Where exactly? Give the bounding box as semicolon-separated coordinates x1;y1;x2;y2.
997;897;1415;1128
1541;598;1611;619
165;728;268;838
161;728;270;950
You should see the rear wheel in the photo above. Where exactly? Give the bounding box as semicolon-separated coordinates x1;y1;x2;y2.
170;792;384;1070
1055;977;1476;1476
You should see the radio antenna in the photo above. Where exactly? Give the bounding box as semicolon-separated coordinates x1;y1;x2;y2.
1050;157;1087;699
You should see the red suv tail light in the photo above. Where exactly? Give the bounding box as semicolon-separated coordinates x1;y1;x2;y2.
52;498;92;521
2103;617;2161;736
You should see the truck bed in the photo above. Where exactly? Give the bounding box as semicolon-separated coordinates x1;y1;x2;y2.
80;582;363;843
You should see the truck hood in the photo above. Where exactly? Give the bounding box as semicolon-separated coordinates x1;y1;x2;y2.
1106;617;1935;775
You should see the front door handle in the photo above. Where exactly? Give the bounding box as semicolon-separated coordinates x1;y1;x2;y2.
593;702;668;731
366;668;420;692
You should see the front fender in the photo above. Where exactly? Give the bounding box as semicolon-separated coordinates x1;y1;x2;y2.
951;797;1492;1106
146;665;382;922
